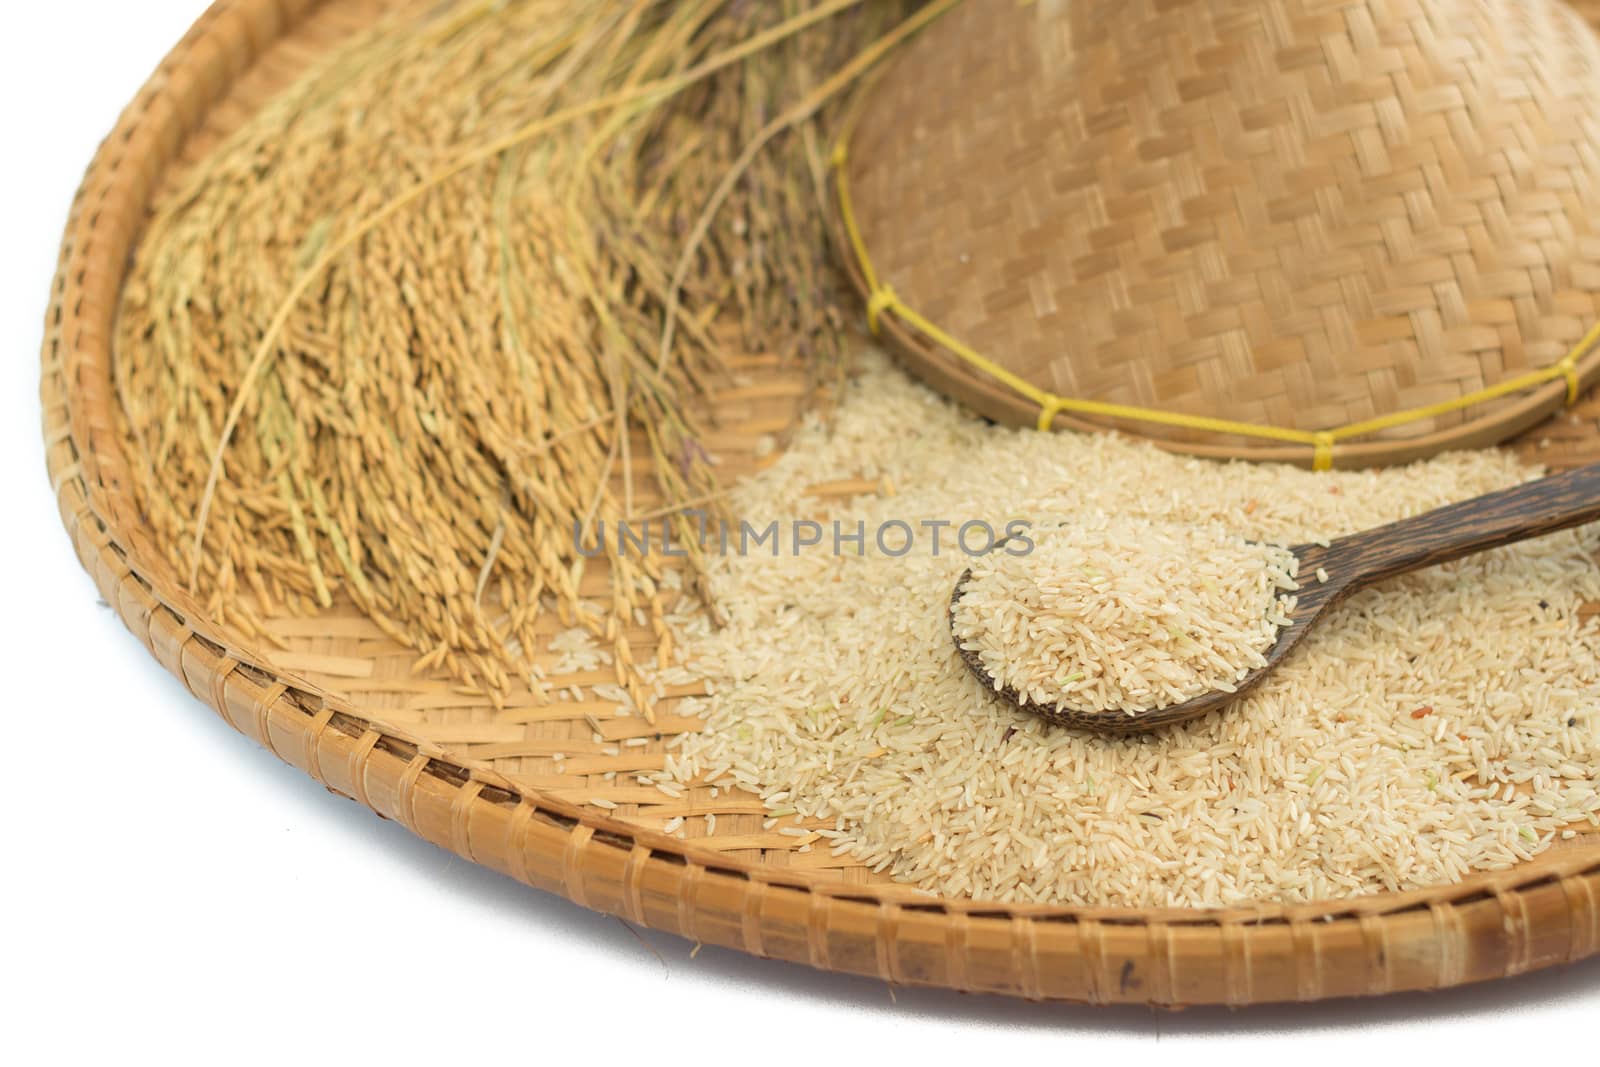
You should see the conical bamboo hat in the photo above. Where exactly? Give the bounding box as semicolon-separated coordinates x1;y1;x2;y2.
833;0;1600;467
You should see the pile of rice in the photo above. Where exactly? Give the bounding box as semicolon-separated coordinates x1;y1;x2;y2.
658;351;1600;907
951;517;1299;715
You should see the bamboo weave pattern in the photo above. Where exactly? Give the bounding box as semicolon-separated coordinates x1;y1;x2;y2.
38;0;1600;1004
836;0;1600;466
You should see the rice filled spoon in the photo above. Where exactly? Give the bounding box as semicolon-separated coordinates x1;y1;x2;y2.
950;463;1600;734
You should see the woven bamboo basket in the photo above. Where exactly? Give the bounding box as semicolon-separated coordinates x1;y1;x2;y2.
834;0;1600;468
41;0;1600;1006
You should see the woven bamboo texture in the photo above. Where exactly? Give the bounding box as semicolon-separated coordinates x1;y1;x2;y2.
39;0;1600;1005
840;0;1600;465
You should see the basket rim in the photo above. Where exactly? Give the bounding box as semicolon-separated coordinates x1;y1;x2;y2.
39;0;1600;1005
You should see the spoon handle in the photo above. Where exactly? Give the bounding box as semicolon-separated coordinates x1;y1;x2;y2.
1325;462;1600;588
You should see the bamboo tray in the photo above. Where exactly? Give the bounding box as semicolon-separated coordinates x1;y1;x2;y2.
41;0;1600;1006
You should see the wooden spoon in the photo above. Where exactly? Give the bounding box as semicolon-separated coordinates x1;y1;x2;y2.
950;463;1600;734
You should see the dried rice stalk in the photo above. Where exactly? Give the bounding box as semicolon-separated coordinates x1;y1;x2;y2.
113;0;925;706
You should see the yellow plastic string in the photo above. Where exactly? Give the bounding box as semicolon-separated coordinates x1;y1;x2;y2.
866;285;897;335
1312;432;1335;472
830;142;1597;471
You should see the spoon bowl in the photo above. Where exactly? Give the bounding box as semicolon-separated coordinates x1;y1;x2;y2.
952;463;1600;734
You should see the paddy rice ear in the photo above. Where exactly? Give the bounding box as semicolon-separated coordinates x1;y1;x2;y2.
119;0;928;705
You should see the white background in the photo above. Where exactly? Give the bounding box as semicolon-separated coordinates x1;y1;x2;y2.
3;2;1598;1063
